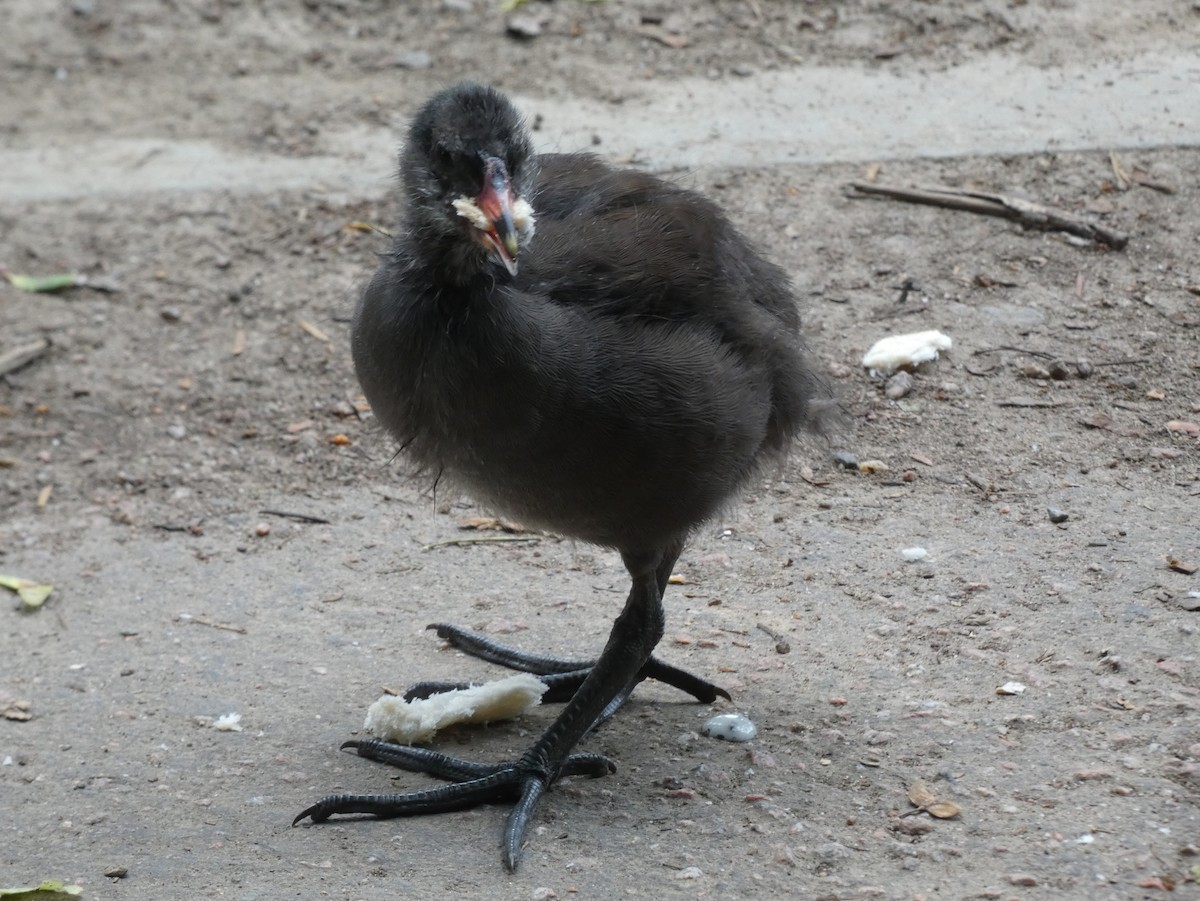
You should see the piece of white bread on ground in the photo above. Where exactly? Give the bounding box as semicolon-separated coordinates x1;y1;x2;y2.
364;672;548;745
862;330;953;376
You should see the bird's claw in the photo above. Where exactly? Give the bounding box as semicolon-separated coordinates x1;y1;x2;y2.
293;746;611;870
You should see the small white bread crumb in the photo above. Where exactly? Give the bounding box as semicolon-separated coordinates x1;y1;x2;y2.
364;672;547;745
451;196;491;231
862;330;953;376
213;713;243;732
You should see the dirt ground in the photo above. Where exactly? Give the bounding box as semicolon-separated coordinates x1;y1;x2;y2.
2;1;1198;899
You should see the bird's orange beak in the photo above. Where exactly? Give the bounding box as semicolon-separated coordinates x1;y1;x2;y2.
476;156;520;276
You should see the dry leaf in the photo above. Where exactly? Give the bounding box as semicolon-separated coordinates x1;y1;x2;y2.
1;697;32;721
906;779;937;808
926;801;962;819
1167;557;1197;575
0;573;54;609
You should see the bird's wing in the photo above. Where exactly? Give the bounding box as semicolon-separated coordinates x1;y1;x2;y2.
521;154;745;323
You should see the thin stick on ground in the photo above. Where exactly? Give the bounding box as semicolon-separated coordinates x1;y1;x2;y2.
849;182;1128;250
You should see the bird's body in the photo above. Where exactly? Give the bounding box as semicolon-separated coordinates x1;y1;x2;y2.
354;151;819;550
300;84;824;869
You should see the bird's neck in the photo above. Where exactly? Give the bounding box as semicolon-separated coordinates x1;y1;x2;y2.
405;226;499;289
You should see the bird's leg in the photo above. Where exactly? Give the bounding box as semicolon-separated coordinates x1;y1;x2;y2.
294;544;680;871
403;548;729;717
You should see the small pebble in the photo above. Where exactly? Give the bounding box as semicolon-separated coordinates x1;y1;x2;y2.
1047;507;1068;524
1048;360;1072;380
702;713;757;742
900;547;927;562
884;370;913;399
396;50;433;70
166;424;187;440
506;14;542;37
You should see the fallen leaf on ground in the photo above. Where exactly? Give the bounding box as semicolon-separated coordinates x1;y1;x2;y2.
0;573;54;609
926;801;962;819
906;778;963;820
0;881;81;898
1168;557;1197;575
1;697;32;721
2;270;86;293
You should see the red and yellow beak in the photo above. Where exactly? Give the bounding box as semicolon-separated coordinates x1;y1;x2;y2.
474;156;520;276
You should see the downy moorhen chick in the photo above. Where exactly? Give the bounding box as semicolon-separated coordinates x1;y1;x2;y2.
295;83;825;870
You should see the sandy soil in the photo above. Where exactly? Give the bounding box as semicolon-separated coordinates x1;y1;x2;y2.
2;2;1198;899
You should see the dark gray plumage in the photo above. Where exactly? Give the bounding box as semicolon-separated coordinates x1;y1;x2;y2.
296;83;825;870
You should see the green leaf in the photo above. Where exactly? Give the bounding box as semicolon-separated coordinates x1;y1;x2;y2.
4;272;85;293
0;574;54;609
0;882;83;899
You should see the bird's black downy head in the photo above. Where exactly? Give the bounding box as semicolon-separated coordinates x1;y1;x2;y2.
403;83;536;277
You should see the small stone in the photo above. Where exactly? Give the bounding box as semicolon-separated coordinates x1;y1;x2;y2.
702;713;757;742
160;307;181;322
166;424;187;440
396;50;433;70
104;866;128;879
1048;360;1072;380
506;14;542;38
674;867;703;880
884;370;913;399
731;63;755;77
1047;507;1068;524
900;547;927;562
1008;873;1038;886
254;523;271;537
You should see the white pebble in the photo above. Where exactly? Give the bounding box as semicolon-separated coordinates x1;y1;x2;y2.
901;547;928;562
702;713;757;742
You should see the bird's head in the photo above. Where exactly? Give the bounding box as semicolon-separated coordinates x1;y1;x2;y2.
403;83;537;277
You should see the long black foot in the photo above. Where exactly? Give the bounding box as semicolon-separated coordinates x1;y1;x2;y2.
406;623;731;716
293;743;614;870
296;543;694;869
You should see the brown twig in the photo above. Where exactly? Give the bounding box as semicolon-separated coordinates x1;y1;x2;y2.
179;615;247;634
849;182;1128;250
259;509;331;524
